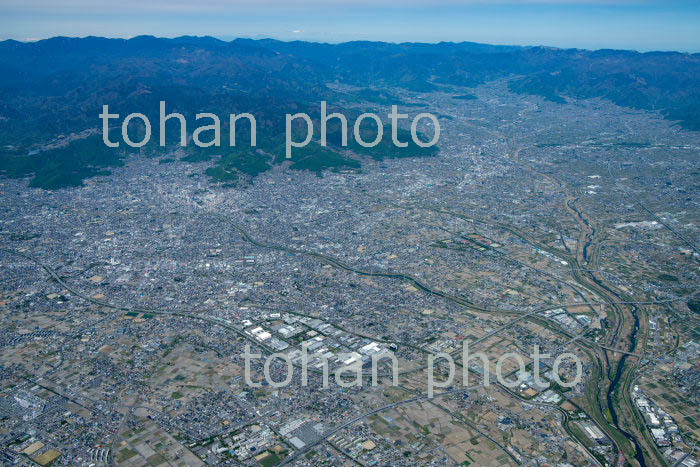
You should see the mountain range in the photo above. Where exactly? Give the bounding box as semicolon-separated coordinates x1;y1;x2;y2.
1;36;699;189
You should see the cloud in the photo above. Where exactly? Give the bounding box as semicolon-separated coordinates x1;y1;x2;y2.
1;0;670;15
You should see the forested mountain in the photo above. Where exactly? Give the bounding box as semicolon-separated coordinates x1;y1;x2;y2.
1;36;698;188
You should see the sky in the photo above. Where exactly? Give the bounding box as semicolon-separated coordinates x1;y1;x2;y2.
1;0;699;52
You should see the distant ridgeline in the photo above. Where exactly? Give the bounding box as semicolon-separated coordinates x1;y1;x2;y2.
0;36;699;188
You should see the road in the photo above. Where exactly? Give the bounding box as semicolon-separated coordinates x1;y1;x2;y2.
279;385;488;466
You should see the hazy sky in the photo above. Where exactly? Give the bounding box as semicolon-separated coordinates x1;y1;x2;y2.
1;0;699;52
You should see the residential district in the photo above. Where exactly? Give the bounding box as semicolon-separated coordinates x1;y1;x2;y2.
1;81;699;466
